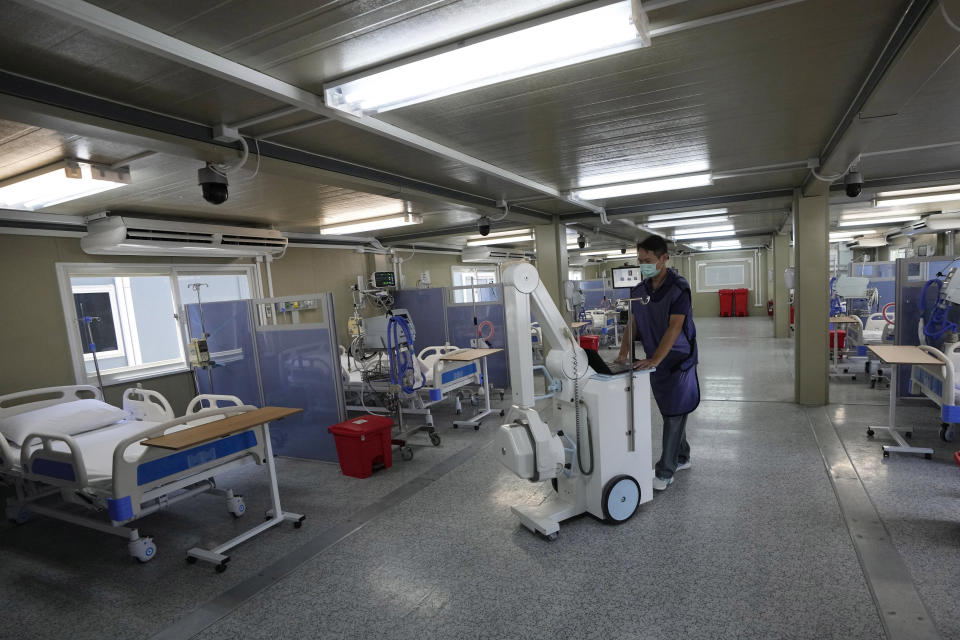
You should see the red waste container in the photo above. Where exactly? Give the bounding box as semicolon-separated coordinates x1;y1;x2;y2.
579;335;600;351
719;289;734;317
829;329;846;351
328;415;394;478
734;288;749;317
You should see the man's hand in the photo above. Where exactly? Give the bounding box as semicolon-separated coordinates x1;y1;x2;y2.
634;358;659;370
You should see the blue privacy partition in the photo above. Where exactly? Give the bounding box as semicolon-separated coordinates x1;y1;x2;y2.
186;300;262;408
895;257;959;397
393;288;449;348
580;279;607;309
446;284;510;389
254;293;346;461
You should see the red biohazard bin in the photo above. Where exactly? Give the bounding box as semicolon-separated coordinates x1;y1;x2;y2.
328;415;394;478
829;329;846;351
718;289;734;317
579;335;600;351
734;288;749;317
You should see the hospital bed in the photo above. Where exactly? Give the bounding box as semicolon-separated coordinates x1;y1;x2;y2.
0;385;303;570
340;344;501;456
909;346;959;443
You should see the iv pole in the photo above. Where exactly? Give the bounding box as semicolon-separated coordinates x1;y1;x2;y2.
188;283;214;394
78;302;105;398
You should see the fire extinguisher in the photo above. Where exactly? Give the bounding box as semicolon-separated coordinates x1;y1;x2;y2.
767;299;774;316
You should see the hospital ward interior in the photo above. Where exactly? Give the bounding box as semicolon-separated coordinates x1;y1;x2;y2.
2;1;960;638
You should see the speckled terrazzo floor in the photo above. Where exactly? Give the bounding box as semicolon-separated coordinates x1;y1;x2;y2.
3;318;958;639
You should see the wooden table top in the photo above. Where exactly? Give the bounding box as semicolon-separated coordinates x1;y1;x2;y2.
830;315;863;325
440;348;503;361
571;322;590;329
142;406;302;450
867;345;942;365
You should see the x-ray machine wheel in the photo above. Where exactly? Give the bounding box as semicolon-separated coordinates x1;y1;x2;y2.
601;475;641;524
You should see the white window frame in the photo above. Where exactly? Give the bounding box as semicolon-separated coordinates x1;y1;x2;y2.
56;263;261;386
451;265;499;304
695;257;754;293
568;268;584;281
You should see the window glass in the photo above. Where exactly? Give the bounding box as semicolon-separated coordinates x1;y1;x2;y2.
451;266;498;303
61;265;255;384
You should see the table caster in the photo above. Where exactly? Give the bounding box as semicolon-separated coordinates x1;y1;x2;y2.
882;450;889;458
401;446;414;461
429;433;441;446
924;453;933;460
866;428;875;437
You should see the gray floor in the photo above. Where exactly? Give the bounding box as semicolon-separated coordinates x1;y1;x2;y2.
2;317;959;640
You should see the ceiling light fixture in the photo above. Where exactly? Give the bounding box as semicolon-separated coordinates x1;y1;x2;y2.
838;216;920;227
574;172;713;201
0;160;130;211
325;1;649;114
467;228;532;240
875;184;960;207
580;249;627;257
645;216;730;229
466;234;535;246
839;208;922;221
319;213;423;235
646;208;728;222
671;225;735;239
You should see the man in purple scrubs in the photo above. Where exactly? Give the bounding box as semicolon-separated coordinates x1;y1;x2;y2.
616;234;700;491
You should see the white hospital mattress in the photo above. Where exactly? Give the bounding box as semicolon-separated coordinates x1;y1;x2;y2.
14;419;160;484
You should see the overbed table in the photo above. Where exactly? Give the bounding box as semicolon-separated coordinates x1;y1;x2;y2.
866;345;938;459
442;348;504;429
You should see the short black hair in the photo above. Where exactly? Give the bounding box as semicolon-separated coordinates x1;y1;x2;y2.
636;234;669;257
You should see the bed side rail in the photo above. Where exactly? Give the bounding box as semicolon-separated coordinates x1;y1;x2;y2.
20;431;89;489
0;385;102;420
912;346;958;422
122;388;174;422
185;394;245;415
109;405;262;522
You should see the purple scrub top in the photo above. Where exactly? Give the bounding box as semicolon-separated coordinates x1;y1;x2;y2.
630;269;700;416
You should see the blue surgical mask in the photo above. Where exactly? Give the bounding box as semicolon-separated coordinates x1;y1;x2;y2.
638;264;660;279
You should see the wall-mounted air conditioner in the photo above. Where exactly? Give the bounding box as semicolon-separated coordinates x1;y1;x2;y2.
81;214;288;257
461;246;496;263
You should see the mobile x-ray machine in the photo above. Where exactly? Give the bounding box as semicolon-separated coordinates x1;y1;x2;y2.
495;263;654;540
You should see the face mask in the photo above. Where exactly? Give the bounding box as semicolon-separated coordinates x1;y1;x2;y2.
638;263;660;279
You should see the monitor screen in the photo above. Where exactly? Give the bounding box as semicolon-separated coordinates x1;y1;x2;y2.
612;266;643;288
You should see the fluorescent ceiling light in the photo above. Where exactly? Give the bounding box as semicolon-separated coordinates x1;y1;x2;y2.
840;209;921;221
326;1;649;114
646;208;727;222
877;184;960;198
581;249;627;257
466;234;534;246
467;228;532;240
856;237;888;247
577;161;709;190
0;161;129;210
875;184;960;208
830;229;875;238
672;225;735;238
646;216;729;229
672;230;736;240
320;213;423;235
838;216;919;226
574;172;713;201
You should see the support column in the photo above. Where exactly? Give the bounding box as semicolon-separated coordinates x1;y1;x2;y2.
773;232;791;339
534;217;569;312
794;186;830;406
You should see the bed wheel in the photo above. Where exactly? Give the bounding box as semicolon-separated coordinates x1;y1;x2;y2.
904;431;912;439
866;428;875;437
940;424;956;442
129;536;157;563
882;450;889;458
216;563;228;573
294;517;305;529
429;433;441;446
227;495;246;518
924;453;933;460
401;446;414;461
500;410;505;417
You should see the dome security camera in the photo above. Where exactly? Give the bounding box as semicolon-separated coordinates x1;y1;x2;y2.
577;233;586;249
198;164;229;205
620;247;627;254
844;171;863;198
477;216;491;236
